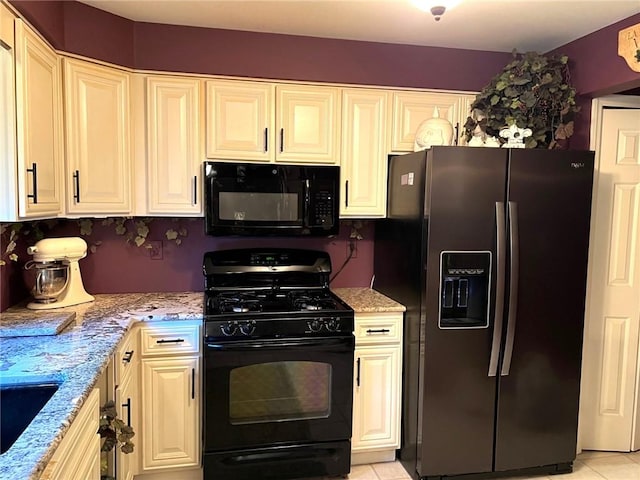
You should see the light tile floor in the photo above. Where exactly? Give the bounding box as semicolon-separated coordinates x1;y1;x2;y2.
343;451;640;480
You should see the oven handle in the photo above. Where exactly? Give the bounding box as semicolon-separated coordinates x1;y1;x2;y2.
205;335;354;352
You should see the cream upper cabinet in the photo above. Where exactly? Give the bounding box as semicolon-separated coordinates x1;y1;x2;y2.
206;80;340;164
351;312;403;465
63;57;132;215
391;91;468;152
1;18;64;221
275;84;340;164
206;79;273;162
340;88;390;218
145;76;202;215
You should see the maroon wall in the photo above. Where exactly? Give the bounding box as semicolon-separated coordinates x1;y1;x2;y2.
9;1;512;92
549;13;640;97
1;220;373;311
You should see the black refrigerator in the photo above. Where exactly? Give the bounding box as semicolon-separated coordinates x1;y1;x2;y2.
374;146;594;480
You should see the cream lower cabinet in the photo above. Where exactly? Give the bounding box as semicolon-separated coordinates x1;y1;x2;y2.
139;321;201;473
206;79;340;164
40;388;101;480
351;312;403;465
391;90;474;151
340;88;390;218
114;327;139;480
63;57;132;216
144;75;202;216
1;16;64;221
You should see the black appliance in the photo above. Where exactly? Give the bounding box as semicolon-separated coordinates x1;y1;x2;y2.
374;146;595;479
202;248;355;480
203;162;340;236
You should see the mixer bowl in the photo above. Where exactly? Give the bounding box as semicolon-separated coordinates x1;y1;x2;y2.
24;262;69;303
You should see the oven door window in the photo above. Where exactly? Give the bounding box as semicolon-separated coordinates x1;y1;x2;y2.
230;361;331;424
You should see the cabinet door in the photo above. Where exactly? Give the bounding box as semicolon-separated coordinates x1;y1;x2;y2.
64;58;131;215
352;346;400;451
13;20;63;218
141;356;200;471
43;388;101;480
116;368;138;480
340;89;389;217
391;91;462;152
276;84;340;164
206;79;274;162
146;76;202;215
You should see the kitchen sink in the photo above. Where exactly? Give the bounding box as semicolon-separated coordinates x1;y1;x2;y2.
0;381;60;454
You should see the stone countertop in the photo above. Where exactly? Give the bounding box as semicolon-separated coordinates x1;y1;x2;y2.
332;287;405;313
0;292;203;480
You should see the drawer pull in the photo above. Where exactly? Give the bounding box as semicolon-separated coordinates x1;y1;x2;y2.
156;338;185;344
122;350;134;363
366;328;390;334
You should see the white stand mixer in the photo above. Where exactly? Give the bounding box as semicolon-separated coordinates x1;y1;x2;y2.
25;237;95;310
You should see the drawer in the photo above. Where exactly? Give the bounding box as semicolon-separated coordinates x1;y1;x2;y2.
140;322;201;356
115;327;138;381
354;313;402;345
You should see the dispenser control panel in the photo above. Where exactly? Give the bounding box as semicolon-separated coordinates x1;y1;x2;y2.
438;251;491;329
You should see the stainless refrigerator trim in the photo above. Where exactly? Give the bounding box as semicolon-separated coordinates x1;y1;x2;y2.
501;201;519;376
437;250;492;330
488;202;506;377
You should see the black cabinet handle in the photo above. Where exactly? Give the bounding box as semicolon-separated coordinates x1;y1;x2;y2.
122;350;134;363
191;368;195;399
26;163;38;203
193;175;198;205
122;397;131;426
73;170;80;202
345;180;349;207
156;338;185;344
356;357;361;387
454;122;460;145
279;128;284;153
366;328;390;334
264;127;268;152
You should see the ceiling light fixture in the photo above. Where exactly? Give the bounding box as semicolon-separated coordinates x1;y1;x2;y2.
411;1;463;22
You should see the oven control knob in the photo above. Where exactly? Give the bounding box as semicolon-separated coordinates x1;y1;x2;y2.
220;322;238;336
239;320;256;336
307;319;324;332
325;318;340;332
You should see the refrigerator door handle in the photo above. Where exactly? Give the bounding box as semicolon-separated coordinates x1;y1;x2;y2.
489;201;506;377
501;201;519;376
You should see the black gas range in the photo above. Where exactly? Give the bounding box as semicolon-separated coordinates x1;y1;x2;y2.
202;248;355;480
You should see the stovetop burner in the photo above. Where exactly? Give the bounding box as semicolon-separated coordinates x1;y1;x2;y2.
203;248;354;339
206;289;346;316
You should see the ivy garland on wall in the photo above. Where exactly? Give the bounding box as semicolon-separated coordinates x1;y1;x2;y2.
0;217;193;265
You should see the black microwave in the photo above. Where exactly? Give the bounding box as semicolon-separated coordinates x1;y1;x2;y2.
204;162;340;236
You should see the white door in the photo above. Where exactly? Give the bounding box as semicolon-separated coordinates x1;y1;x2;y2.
580;100;640;451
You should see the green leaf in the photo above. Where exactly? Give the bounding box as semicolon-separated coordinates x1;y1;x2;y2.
490;95;500;106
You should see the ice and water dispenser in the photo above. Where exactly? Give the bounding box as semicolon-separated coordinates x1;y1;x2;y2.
439;251;491;329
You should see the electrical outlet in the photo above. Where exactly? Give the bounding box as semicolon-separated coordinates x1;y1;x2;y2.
149;240;163;260
347;239;358;259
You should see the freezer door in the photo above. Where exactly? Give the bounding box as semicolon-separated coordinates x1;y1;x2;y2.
494;149;594;472
418;147;508;477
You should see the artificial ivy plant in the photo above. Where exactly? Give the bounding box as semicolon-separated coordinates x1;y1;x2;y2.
463;50;580;149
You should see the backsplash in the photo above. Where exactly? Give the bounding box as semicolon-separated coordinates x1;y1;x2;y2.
0;218;374;312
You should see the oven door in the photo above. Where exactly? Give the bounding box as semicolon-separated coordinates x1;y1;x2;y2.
203;335;355;451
